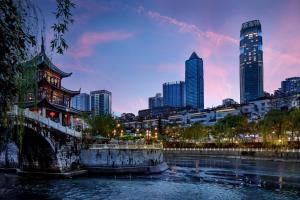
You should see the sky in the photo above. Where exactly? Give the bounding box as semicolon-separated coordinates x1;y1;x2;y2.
39;0;300;115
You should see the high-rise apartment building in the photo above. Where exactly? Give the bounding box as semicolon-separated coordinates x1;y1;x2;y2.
275;77;300;96
90;90;112;116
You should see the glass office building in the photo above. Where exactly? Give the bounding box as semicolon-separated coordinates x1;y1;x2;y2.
185;52;204;110
71;93;90;111
163;81;185;108
240;20;264;103
90;90;112;116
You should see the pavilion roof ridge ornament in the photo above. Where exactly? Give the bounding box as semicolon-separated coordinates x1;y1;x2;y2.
23;38;73;78
41;35;45;53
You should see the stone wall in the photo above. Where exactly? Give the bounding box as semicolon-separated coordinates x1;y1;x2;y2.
20;126;81;173
80;148;164;168
0;142;19;168
164;149;300;163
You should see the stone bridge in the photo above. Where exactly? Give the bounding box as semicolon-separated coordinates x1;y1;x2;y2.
9;106;82;173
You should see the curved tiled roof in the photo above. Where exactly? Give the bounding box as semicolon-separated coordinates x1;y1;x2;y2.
38;78;80;96
24;51;72;78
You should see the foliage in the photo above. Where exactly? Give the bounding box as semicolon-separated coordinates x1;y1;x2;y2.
182;123;208;141
163;123;183;140
51;0;75;54
287;109;300;140
85;115;116;138
0;0;36;126
259;109;289;141
213;114;248;142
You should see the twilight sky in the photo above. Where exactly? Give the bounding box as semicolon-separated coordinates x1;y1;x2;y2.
40;0;300;115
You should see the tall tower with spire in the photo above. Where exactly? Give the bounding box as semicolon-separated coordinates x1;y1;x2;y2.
185;52;204;110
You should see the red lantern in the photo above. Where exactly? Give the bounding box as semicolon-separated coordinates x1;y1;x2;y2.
49;111;55;118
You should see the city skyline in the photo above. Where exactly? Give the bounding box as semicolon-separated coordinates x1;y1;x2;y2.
39;0;300;115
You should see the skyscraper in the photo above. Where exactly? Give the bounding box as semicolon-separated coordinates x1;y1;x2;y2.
90;90;112;116
71;93;90;111
148;93;163;109
240;20;264;103
185;52;204;110
163;81;185;107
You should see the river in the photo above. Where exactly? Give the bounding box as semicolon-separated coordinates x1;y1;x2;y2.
0;157;300;200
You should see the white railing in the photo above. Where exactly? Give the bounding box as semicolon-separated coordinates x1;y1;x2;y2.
90;143;163;150
11;106;82;138
163;147;300;153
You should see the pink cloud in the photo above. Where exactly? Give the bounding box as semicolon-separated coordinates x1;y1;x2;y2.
204;62;238;107
146;9;238;46
68;31;134;58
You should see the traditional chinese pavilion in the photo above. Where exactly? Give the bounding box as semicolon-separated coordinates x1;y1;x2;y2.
22;38;81;127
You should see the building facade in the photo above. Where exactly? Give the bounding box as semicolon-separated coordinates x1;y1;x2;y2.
222;98;238;107
163;81;185;108
71;93;90;111
240;20;264;103
148;93;163;109
90;90;112;116
185;52;204;110
275;77;300;97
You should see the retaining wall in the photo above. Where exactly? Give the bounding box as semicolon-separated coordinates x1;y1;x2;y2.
80;148;166;174
164;148;300;162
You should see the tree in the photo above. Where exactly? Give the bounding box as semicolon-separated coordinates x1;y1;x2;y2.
288;109;300;141
261;109;289;143
85;115;116;138
182;122;208;142
164;123;182;140
214;114;248;143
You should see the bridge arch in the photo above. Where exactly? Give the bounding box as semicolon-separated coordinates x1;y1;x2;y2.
15;122;81;173
20;126;61;172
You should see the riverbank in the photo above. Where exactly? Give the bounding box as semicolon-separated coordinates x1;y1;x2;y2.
164;148;300;164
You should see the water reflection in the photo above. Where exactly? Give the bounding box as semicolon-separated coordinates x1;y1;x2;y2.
0;157;300;200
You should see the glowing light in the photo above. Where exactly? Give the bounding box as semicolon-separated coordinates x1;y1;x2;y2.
49;112;55;118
